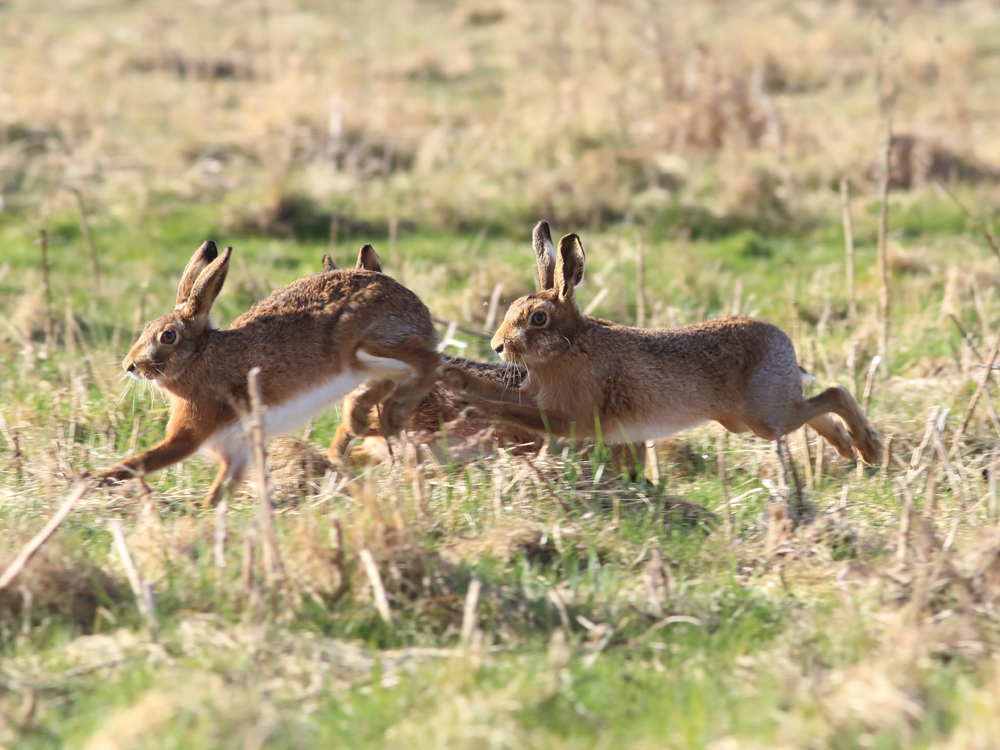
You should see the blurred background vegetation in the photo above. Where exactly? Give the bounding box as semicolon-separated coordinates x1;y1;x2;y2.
2;0;998;241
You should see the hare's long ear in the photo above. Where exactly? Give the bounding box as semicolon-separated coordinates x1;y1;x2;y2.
322;253;338;272
176;241;219;308
183;246;232;334
356;244;381;272
554;234;585;301
532;221;556;291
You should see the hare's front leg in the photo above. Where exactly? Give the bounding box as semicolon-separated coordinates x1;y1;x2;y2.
327;379;396;463
95;410;207;483
442;364;534;406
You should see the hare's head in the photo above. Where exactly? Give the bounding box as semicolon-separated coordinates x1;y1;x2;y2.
123;241;231;383
492;232;586;367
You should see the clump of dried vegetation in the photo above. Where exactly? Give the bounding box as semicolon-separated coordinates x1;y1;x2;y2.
2;0;1000;746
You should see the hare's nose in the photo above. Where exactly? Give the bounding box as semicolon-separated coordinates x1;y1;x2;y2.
126;363;136;374
494;343;504;355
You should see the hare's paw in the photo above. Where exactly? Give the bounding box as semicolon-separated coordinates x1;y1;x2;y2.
852;423;884;467
441;364;473;392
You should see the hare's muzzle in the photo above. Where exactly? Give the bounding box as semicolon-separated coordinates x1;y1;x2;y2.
493;343;504;355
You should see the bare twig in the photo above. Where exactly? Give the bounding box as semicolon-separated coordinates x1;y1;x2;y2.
460;579;481;645
584;287;610;316
953;322;1000;451
932;179;1000;263
0;480;89;593
431;316;492;340
36;228;53;345
484;282;504;331
862;355;881;414
636;233;647;328
247;367;284;584
359;549;393;626
718;432;732;540
69;187;100;290
874;16;896;375
214;499;227;573
107;518;156;627
840;178;857;321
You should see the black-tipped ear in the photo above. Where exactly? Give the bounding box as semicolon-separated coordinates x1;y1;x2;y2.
356;244;382;273
176;241;218;307
184;246;231;333
554;234;585;301
533;221;556;291
322;253;338;272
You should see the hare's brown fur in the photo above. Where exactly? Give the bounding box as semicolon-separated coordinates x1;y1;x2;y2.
444;227;882;466
97;241;439;504
323;246;540;463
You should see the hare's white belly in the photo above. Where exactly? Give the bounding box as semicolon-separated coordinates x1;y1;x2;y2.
201;370;367;464
605;414;706;444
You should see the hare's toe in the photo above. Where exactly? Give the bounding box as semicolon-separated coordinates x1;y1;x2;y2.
851;423;883;466
806;415;854;462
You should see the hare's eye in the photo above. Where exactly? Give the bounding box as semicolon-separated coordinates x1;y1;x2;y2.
530;310;548;327
159;329;178;345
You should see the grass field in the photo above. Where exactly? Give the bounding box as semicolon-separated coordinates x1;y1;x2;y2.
3;1;1000;748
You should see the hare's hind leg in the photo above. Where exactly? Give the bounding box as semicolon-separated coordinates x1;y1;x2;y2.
772;386;882;466
328;380;396;462
359;341;441;435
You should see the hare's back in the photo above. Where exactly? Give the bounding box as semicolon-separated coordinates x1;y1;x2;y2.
636;316;795;385
230;270;431;334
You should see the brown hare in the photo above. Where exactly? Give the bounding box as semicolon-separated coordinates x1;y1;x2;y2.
96;240;440;505
443;225;883;467
324;246;539;464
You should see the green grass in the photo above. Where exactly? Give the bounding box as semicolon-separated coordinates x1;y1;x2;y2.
2;196;1000;748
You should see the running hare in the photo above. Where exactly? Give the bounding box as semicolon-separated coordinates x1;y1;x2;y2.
443;225;883;466
323;246;539;463
96;240;440;504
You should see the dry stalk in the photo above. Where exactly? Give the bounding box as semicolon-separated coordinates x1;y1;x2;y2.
431;315;492;341
36;228;53;345
0;480;90;593
874;16;896;376
69;187;100;290
718;432;732;540
359;548;393;626
953;322;1000;451
645;441;661;485
584;287;610;316
484;282;504;332
840;178;857;321
214;499;227;573
240;522;257;592
862;355;881;414
947;314;1000;437
460;578;481;645
107;517;156;627
247;367;285;584
636;233;647;328
895;476;914;563
932;179;1000;263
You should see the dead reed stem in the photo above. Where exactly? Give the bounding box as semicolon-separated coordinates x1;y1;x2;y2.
247;367;285;584
875;18;895;376
933;179;1000;263
69;187;100;290
484;282;504;332
359;548;393;626
460;578;481;645
895;477;913;563
718;432;732;540
636;233;647;328
37;228;53;345
214;499;227;573
107;518;156;627
862;355;881;414
840;178;857;322
953;322;1000;451
645;441;661;486
0;480;89;593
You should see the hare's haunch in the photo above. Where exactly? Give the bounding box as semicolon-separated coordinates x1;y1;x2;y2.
443;224;882;467
97;241;440;505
